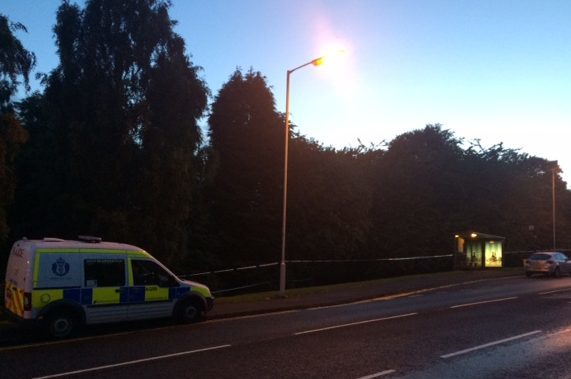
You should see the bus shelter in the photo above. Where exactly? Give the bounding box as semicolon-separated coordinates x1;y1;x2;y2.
454;232;505;269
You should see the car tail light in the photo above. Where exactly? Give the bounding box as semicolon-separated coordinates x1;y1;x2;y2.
23;292;32;311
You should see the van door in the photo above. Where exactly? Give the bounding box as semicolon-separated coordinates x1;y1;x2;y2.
83;257;128;324
4;244;31;319
127;259;177;320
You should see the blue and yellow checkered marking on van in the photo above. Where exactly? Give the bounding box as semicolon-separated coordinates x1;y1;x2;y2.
62;288;93;305
32;288;94;309
31;286;193;309
170;286;191;300
126;286;190;303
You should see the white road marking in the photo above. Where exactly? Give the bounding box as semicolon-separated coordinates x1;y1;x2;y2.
539;288;571;295
307;278;513;312
32;344;232;379
0;329;149;352
450;296;518;309
356;369;397;379
208;309;300;322
1;318;230;352
307;300;373;311
294;313;418;336
1;310;303;352
440;330;542;359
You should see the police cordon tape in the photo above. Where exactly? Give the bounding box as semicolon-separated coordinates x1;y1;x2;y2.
180;254;455;279
287;254;454;263
180;251;547;280
181;262;280;278
179;254;458;296
177;251;558;296
212;282;274;295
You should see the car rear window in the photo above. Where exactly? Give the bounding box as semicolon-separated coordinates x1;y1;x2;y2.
529;253;552;261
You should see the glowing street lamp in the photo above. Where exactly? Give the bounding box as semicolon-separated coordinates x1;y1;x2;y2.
279;51;345;296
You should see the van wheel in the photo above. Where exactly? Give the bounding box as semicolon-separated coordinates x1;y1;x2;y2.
46;310;77;339
176;299;205;324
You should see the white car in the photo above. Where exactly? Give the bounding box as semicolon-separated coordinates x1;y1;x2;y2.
524;252;571;277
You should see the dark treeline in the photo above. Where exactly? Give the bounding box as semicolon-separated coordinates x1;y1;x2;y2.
1;1;570;275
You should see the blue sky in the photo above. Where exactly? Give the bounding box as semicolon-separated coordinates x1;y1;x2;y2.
3;0;571;183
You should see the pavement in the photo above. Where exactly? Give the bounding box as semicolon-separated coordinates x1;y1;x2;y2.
209;268;523;319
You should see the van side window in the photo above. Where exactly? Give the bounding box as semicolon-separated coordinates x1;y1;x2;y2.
84;259;125;287
132;260;173;287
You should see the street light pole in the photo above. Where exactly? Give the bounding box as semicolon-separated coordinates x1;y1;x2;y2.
552;164;557;250
280;57;324;296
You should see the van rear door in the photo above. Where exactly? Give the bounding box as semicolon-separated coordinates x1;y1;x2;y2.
4;243;32;318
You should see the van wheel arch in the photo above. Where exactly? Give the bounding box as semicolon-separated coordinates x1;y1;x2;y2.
40;301;85;339
174;295;206;324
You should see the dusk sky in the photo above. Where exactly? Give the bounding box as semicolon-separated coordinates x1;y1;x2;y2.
4;0;571;184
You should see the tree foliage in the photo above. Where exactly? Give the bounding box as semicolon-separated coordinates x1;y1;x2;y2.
0;14;34;250
369;125;473;255
207;69;283;264
366;125;570;256
0;14;36;108
12;0;208;266
287;137;372;260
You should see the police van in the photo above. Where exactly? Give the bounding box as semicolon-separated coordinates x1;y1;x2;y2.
3;236;214;338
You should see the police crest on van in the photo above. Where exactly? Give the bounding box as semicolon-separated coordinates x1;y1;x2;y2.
51;258;70;277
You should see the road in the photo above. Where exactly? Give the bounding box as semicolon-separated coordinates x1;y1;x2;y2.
2;275;571;378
